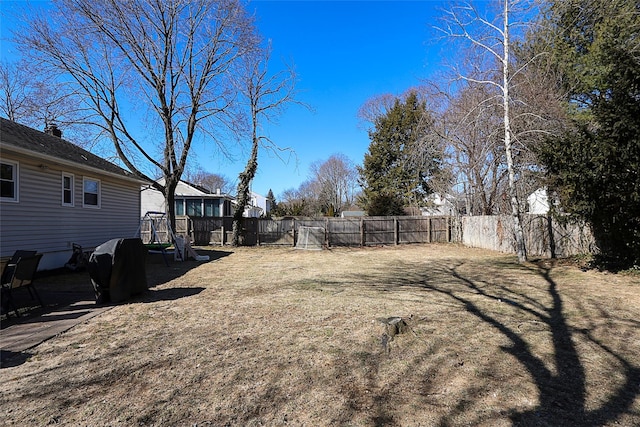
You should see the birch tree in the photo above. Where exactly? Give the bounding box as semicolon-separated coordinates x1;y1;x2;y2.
18;0;259;231
438;0;539;262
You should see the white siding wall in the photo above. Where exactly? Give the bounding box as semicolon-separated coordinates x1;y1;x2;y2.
0;152;141;270
140;186;166;215
527;188;550;215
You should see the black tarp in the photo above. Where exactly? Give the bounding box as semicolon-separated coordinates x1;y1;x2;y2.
88;238;148;303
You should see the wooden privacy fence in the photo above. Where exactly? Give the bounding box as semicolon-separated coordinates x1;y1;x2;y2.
460;214;595;257
183;216;452;247
172;214;593;257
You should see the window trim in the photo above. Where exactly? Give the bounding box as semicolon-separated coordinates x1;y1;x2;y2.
82;176;101;208
62;172;75;207
0;160;19;203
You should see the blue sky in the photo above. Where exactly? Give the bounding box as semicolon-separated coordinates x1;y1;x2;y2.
241;0;445;197
1;0;447;199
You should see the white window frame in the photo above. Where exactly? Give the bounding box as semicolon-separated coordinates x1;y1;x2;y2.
62;172;75;207
0;160;19;202
82;176;101;208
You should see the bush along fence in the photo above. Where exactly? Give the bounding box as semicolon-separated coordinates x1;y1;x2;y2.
171;214;594;257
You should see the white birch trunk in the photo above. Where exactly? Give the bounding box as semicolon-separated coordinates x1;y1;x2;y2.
502;0;527;262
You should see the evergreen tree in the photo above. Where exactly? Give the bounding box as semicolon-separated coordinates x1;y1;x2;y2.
535;0;640;268
266;189;276;218
366;193;406;217
358;92;440;214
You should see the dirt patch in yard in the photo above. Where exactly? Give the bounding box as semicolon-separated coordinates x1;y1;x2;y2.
1;244;639;426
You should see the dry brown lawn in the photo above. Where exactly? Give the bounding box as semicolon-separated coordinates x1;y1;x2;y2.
1;244;639;426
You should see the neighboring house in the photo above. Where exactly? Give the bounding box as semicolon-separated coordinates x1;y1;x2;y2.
251;191;271;217
0;118;147;270
421;193;457;216
527;188;550;215
242;191;271;218
141;179;233;218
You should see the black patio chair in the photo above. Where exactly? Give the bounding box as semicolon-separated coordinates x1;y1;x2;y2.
1;250;37;285
1;253;43;317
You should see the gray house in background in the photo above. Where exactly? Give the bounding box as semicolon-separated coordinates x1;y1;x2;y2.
141;178;234;218
0;118;147;270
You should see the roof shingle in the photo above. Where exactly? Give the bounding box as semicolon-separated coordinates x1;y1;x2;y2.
0;117;137;180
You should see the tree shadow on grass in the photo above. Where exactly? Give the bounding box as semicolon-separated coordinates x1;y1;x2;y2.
135;287;205;303
501;265;640;426
348;259;640;426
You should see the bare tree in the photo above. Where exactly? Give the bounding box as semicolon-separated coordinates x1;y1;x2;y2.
18;0;259;231
272;185;313;217
231;44;299;245
437;0;542;262
309;153;359;216
0;61;31;123
357;86;433;130
0;60;92;144
356;93;397;129
183;167;234;194
441;83;507;215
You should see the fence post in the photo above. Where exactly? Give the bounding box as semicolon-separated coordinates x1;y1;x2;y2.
427;217;431;243
446;216;451;242
325;217;329;247
360;217;365;247
394;217;399;245
292;218;296;247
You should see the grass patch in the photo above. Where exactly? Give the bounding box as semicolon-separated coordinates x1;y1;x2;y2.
1;244;639;426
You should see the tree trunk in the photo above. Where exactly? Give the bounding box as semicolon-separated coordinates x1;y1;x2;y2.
502;0;527;263
232;138;258;246
163;176;179;240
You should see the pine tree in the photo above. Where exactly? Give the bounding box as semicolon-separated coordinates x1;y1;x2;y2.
535;0;640;268
358;92;440;214
266;189;276;218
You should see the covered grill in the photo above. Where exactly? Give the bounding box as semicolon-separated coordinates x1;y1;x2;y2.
88;238;148;303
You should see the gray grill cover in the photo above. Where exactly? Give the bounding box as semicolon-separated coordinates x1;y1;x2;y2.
88;238;148;303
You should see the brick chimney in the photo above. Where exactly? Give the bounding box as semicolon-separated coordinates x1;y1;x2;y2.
44;123;62;138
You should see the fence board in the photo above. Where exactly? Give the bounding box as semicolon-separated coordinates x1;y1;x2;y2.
259;219;294;246
461;215;594;257
398;217;428;243
174;214;591;258
364;217;395;245
327;218;361;246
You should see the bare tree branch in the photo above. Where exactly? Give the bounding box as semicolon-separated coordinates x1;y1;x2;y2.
18;0;260;229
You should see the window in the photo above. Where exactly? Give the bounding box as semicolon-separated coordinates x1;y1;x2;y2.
0;160;18;202
204;199;217;217
83;177;100;207
175;199;185;216
186;199;202;217
62;173;74;206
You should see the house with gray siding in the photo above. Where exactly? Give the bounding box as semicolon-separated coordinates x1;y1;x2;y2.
0;118;147;270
